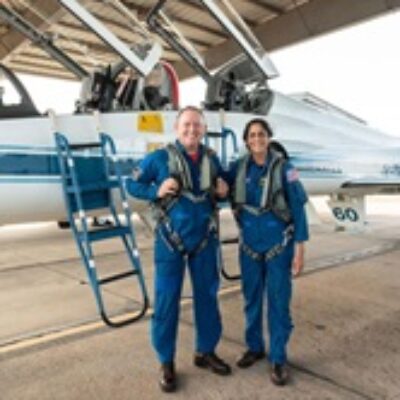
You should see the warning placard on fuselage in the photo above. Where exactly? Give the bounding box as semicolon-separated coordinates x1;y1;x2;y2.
137;112;164;134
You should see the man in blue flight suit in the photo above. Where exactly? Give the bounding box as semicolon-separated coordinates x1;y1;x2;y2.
126;106;231;392
228;118;309;385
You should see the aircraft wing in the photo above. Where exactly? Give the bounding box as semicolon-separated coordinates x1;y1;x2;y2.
341;178;400;193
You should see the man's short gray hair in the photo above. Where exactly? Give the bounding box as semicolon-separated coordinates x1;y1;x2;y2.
176;106;206;124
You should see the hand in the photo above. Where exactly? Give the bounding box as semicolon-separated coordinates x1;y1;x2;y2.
157;177;180;198
215;178;229;198
292;242;305;277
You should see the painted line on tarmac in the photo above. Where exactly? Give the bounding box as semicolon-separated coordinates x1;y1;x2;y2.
0;247;153;274
0;284;241;355
2;241;399;356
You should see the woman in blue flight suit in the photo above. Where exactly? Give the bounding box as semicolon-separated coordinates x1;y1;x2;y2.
228;118;309;385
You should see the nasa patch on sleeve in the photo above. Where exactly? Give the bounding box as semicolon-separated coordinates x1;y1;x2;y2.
286;168;299;182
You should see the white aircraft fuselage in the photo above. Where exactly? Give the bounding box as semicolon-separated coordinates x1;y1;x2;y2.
1;0;399;228
1;88;400;226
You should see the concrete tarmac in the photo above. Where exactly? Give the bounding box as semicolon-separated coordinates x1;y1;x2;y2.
1;197;400;400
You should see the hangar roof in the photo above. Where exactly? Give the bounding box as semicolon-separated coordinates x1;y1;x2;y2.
0;0;399;81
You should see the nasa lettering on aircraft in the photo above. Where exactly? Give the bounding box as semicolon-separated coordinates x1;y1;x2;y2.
0;0;400;233
382;164;400;176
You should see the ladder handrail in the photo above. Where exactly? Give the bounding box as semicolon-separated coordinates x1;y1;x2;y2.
100;133;149;311
55;133;106;316
55;132;149;327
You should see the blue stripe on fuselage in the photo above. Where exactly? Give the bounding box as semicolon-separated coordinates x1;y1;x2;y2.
0;152;140;176
0;150;355;182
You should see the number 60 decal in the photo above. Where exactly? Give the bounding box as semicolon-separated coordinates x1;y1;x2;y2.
332;207;359;222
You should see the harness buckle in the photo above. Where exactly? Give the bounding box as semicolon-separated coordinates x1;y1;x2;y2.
282;224;294;247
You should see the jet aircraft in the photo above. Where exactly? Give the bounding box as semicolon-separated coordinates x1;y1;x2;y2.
1;0;400;232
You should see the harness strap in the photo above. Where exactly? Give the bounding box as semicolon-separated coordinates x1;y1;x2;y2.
151;192;215;258
200;150;213;192
240;225;294;262
260;155;283;208
234;153;250;205
166;143;217;194
166;144;193;190
180;191;209;203
157;215;217;257
239;204;270;216
233;150;292;223
154;144;218;257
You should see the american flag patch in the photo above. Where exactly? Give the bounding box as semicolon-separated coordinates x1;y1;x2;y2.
286;168;299;182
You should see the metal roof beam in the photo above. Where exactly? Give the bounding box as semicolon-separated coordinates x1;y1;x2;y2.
183;0;258;27
90;2;229;41
0;0;66;61
6;60;74;79
87;9;208;56
8;53;94;71
119;2;229;40
25;39;181;63
174;0;400;80
0;5;88;79
198;0;278;79
15;44;181;81
22;45;112;65
251;1;285;15
58;0;162;76
57;20;210;51
161;14;228;40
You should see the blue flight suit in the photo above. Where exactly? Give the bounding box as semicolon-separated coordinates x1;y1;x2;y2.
228;154;309;364
126;141;225;364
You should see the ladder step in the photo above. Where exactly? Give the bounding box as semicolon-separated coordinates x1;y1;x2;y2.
66;179;119;193
206;131;225;138
80;226;131;242
221;237;239;245
98;270;138;285
55;133;150;327
69;142;102;150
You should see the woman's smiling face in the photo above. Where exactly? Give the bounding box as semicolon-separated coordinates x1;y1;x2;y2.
245;122;270;156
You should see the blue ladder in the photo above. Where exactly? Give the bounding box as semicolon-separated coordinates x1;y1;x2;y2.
55;132;149;327
204;127;241;281
204;127;239;168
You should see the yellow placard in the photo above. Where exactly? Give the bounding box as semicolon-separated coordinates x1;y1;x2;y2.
137;112;164;134
146;142;165;153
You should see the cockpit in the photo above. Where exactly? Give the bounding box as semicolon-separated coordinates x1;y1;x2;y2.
0;0;279;118
77;60;179;114
146;0;278;115
48;0;279;116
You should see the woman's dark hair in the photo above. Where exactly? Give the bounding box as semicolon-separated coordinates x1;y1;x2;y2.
269;140;289;160
242;118;273;142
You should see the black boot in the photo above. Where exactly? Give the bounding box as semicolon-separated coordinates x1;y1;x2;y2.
194;352;232;376
270;363;289;386
159;362;177;392
236;350;265;368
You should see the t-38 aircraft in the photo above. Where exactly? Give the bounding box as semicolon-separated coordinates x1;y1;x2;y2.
1;0;400;231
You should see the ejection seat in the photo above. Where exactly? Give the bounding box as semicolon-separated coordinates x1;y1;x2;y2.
138;61;180;110
78;60;179;113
